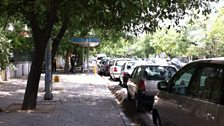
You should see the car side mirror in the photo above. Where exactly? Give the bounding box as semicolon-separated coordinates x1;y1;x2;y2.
127;65;131;69
157;80;168;91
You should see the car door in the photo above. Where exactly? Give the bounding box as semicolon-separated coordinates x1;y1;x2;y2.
156;63;196;126
127;66;142;97
109;60;115;76
217;84;224;126
119;63;126;82
186;64;223;126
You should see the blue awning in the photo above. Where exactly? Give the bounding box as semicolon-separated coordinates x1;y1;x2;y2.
71;37;101;47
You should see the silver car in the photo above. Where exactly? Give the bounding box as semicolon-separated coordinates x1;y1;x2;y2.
153;57;224;126
127;65;176;112
109;58;130;80
119;61;148;87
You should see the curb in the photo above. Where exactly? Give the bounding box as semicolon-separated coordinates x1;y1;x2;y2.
112;100;135;126
100;75;135;126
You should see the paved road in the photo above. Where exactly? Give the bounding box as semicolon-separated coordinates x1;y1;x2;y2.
0;73;130;126
102;76;155;126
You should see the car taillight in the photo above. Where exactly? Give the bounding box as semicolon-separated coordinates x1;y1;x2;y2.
123;72;128;77
114;67;117;72
138;80;145;91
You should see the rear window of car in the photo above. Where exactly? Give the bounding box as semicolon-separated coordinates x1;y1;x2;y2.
126;62;137;69
164;66;177;77
115;60;129;66
144;66;172;80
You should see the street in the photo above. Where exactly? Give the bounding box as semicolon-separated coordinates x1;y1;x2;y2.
102;76;155;126
0;74;127;126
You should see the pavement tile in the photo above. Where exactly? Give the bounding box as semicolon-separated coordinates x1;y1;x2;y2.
0;73;129;126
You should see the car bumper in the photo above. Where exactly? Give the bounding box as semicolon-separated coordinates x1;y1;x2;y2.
111;73;120;79
137;92;154;105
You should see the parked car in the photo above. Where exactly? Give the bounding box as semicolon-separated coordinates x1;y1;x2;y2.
127;65;176;112
96;53;107;64
97;58;110;76
119;60;148;87
170;57;189;70
152;57;224;126
109;58;131;80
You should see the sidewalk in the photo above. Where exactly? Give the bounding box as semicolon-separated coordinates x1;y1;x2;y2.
0;73;132;126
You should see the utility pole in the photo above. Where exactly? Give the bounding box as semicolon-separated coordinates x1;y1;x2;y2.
44;38;53;100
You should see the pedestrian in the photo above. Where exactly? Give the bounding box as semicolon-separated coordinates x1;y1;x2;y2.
70;56;75;73
52;58;57;72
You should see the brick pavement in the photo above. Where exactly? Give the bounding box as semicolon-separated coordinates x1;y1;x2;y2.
0;73;133;126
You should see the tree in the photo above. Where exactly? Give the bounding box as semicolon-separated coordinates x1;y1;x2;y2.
0;0;218;110
0;31;12;69
143;28;190;58
205;8;224;57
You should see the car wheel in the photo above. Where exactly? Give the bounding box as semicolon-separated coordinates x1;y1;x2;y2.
135;95;143;112
153;110;162;126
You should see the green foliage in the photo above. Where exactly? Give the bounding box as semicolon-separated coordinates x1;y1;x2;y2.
0;31;12;69
205;8;224;57
1;0;219;60
5;22;33;61
142;28;190;57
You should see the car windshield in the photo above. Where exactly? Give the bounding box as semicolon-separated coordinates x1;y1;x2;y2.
126;62;137;69
115;60;129;66
163;66;177;77
144;66;174;80
101;59;109;65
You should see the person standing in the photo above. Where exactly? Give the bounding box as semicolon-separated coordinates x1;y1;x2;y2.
70;56;75;73
52;58;57;72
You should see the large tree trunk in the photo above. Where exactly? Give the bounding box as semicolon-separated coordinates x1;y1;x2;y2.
22;0;58;110
21;37;47;110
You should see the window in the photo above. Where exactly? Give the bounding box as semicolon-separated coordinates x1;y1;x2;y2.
115;60;128;66
121;63;126;70
144;66;170;80
188;66;223;104
109;60;114;66
170;67;195;95
131;67;138;78
126;62;135;70
136;67;142;77
164;66;177;77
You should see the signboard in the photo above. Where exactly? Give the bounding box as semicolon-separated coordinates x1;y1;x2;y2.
71;37;101;47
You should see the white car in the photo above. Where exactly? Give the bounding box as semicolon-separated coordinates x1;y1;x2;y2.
119;60;148;87
109;58;130;80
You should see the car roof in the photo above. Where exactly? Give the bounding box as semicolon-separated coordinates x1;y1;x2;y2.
136;64;166;67
191;57;224;65
112;58;131;61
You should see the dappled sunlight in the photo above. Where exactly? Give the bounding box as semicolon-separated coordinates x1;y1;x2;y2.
0;91;12;97
15;89;25;93
37;92;45;97
52;90;62;94
2;103;56;113
51;74;105;85
114;88;128;104
0;74;127;126
61;84;112;99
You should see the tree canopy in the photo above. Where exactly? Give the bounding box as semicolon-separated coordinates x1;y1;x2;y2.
0;0;219;110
